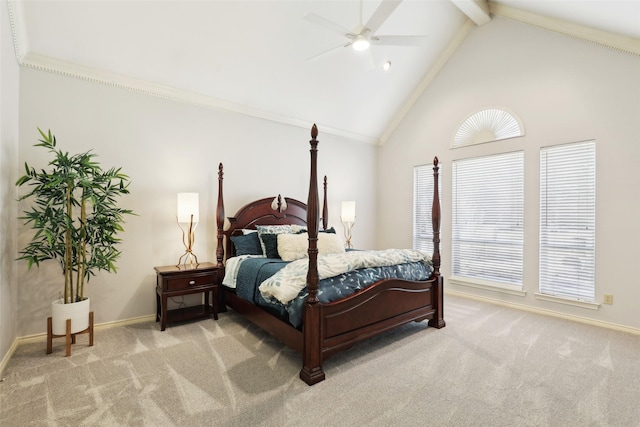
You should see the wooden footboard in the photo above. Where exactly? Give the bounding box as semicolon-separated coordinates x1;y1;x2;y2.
321;278;439;358
221;275;444;363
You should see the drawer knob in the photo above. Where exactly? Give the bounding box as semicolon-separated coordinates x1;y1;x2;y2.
189;280;196;285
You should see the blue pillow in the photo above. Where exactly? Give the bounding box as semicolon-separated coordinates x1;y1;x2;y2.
260;233;280;259
295;226;336;234
230;232;263;256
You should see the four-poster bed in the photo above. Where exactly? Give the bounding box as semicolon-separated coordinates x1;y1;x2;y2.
214;124;444;385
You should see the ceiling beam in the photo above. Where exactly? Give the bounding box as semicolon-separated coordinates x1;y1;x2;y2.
450;0;491;26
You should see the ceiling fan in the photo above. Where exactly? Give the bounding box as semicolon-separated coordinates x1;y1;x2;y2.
304;0;428;62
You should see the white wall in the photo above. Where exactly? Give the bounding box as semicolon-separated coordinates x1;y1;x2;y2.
0;0;20;367
379;17;640;330
16;68;377;337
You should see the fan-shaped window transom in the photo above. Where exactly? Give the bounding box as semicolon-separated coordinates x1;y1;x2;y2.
452;108;524;148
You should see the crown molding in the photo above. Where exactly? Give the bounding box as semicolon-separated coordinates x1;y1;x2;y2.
490;2;640;57
7;0;28;63
5;2;376;145
17;52;378;145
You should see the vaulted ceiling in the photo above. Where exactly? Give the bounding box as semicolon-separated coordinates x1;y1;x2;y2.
7;0;640;144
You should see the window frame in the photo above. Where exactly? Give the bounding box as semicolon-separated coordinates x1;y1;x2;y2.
539;140;596;303
450;150;525;289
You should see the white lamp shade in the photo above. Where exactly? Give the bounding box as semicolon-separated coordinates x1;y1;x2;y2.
177;193;199;223
341;201;356;223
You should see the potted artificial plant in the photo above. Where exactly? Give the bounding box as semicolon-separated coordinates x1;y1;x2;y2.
16;128;134;336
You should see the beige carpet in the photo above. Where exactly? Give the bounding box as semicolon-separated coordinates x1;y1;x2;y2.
1;295;639;426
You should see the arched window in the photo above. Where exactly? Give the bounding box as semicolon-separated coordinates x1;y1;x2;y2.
452;108;524;148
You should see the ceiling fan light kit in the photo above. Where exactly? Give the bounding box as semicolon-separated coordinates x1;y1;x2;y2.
305;0;427;62
352;35;370;51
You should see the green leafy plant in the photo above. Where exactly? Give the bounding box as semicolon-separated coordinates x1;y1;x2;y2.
16;128;134;304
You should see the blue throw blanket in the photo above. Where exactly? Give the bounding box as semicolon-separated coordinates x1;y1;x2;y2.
235;258;287;303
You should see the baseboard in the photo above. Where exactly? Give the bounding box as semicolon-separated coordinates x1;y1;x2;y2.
0;338;20;379
1;314;156;376
445;289;640;336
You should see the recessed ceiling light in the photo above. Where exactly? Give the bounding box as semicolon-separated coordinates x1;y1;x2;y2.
383;61;392;71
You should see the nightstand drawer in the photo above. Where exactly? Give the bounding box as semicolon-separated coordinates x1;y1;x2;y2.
165;273;213;291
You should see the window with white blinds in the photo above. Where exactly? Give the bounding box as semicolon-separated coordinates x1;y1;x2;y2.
540;141;596;301
452;152;524;287
413;164;441;254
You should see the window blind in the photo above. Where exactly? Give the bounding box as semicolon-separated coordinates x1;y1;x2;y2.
413;164;441;254
540;141;596;301
413;165;433;253
452;152;524;287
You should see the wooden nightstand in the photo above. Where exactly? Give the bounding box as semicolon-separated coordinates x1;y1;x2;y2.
154;262;221;331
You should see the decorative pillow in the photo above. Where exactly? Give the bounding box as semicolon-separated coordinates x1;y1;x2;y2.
230;233;263;256
291;224;306;234
294;226;336;234
256;224;293;234
241;229;257;235
318;233;345;255
256;224;293;256
277;232;345;262
260;233;281;259
277;233;308;261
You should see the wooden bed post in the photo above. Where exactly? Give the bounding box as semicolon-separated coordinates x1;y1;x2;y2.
322;176;328;231
216;163;225;267
300;124;325;385
428;156;445;329
431;157;441;276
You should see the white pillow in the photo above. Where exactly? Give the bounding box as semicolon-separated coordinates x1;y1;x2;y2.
278;232;345;262
277;233;308;261
290;224;306;234
318;233;346;256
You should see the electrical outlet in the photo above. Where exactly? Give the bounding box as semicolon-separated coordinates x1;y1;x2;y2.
603;293;613;305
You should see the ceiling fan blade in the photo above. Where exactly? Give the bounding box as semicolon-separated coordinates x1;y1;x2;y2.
364;0;402;35
362;49;376;71
306;42;351;62
304;13;354;38
372;35;429;46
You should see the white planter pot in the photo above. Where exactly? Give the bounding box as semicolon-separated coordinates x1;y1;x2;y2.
51;297;90;335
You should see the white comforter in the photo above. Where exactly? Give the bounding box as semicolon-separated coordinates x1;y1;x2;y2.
258;249;431;304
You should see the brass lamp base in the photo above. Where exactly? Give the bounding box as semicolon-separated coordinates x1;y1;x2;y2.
177;217;199;267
